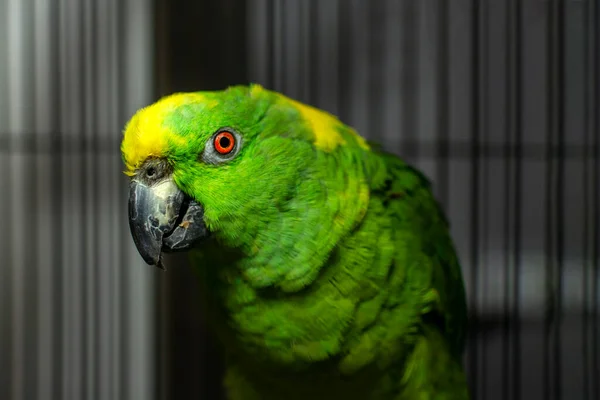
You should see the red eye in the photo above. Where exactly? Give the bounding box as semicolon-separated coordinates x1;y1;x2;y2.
214;131;235;154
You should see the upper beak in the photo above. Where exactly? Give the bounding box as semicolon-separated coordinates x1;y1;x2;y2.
128;177;208;268
128;178;184;266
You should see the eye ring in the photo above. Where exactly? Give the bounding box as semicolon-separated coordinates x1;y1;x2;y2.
201;127;242;165
214;131;236;155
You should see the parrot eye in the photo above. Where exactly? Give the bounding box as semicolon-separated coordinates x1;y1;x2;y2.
214;131;235;154
201;128;242;165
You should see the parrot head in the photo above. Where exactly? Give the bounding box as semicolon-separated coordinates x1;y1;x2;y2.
121;84;372;290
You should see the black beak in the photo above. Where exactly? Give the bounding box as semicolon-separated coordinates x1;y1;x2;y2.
128;178;208;269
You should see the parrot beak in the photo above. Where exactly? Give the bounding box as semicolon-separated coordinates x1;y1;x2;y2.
128;177;208;269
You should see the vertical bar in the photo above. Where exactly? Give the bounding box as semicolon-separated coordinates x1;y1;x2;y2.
545;1;564;399
34;0;55;396
281;0;300;99
508;0;523;398
544;0;552;396
300;0;311;102
308;0;318;106
502;0;512;394
272;0;283;91
58;0;71;397
436;0;449;205
475;0;489;397
415;1;436;168
96;0;111;398
51;0;64;396
592;0;600;397
0;0;7;129
66;0;85;397
89;0;100;396
247;0;270;88
554;0;565;397
22;0;38;397
266;0;275;89
0;0;9;394
116;0;129;397
582;0;595;398
314;0;339;113
400;0;418;161
337;0;350;124
82;0;94;396
468;0;480;396
7;0;31;397
346;0;369;135
367;0;384;142
381;0;402;150
22;0;39;395
109;0;122;397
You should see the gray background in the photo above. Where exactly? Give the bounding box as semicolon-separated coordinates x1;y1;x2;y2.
1;0;598;399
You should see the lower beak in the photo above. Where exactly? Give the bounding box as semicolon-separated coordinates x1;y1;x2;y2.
128;178;207;268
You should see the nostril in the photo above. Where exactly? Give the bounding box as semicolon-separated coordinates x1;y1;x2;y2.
146;167;156;178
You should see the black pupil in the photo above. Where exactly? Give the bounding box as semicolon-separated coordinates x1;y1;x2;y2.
219;136;231;149
147;167;156;177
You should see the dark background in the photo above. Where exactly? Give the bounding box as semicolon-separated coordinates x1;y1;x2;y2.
156;1;599;399
0;1;598;400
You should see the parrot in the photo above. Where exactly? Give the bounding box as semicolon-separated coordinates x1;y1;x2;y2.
121;84;470;400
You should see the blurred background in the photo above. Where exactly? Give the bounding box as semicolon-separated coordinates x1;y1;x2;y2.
0;0;598;399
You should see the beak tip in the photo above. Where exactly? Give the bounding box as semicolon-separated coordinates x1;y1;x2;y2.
156;256;167;271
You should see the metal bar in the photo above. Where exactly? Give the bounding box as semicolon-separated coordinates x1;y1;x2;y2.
337;0;350;124
22;1;39;397
475;0;490;396
81;0;93;396
267;0;275;90
508;0;523;398
554;0;565;397
0;0;8;388
33;0;56;397
116;1;128;399
381;0;402;150
7;0;29;398
308;0;318;106
582;0;595;398
545;1;565;399
503;0;512;396
108;0;122;396
400;0;418;161
436;0;449;206
282;0;300;98
591;0;600;397
96;0;112;397
58;0;72;397
50;0;63;389
300;0;311;102
367;0;383;143
273;0;283;90
468;0;480;395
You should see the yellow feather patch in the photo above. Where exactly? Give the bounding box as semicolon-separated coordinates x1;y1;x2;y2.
249;83;265;97
286;98;370;152
121;92;217;175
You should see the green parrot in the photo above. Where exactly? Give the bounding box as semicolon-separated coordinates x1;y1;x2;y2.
122;84;470;399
